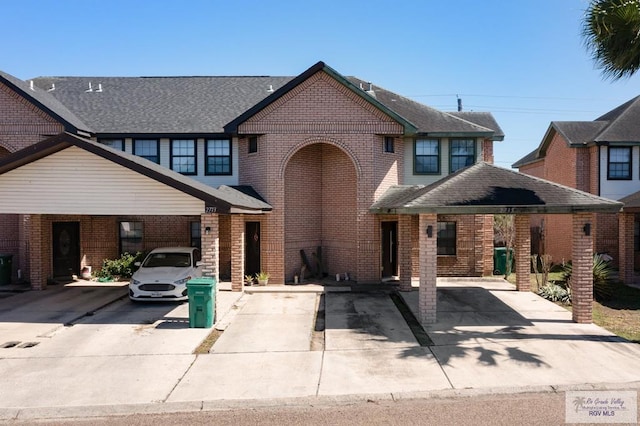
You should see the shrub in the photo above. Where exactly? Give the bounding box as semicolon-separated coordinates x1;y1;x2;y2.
538;283;571;304
561;253;615;302
96;252;143;280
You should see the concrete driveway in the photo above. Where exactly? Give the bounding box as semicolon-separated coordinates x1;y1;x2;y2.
1;277;640;418
402;278;640;389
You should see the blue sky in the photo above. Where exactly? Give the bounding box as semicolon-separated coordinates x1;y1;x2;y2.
2;0;638;168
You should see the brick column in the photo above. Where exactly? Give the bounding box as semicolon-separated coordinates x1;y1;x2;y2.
618;211;634;285
201;213;219;284
572;213;594;324
230;214;245;292
515;214;531;291
475;214;495;276
398;215;413;291
28;214;46;290
418;213;438;325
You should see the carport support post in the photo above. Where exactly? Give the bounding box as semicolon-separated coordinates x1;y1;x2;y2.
398;215;413;291
230;214;245;292
418;213;437;324
572;213;594;323
618;211;634;285
514;214;531;292
201;213;219;284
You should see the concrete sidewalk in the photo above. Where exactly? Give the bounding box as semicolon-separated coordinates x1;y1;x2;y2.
2;279;640;422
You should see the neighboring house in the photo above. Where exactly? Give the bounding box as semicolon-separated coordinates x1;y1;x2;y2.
0;61;623;325
513;96;640;282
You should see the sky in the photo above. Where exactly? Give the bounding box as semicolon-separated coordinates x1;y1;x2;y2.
2;0;639;168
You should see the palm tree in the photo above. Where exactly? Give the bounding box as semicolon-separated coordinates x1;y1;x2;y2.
582;0;640;80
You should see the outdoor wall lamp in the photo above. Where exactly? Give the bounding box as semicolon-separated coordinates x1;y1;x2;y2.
205;226;211;235
583;223;591;236
426;225;433;238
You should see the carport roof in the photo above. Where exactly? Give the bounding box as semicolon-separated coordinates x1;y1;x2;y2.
0;132;272;214
370;162;623;215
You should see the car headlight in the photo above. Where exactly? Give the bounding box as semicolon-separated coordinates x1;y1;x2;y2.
174;276;192;285
131;279;142;286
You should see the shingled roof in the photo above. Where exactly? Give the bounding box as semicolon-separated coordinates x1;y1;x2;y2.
17;62;501;138
370;162;622;215
513;96;640;168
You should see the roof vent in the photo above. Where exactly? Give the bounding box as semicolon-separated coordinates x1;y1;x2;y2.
29;80;35;91
96;83;103;93
85;82;93;92
366;82;376;98
267;84;274;93
47;83;55;92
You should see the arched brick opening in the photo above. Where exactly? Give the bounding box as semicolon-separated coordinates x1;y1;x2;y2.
284;142;357;280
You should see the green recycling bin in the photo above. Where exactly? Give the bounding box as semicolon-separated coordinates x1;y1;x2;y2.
187;277;216;328
0;254;13;286
493;247;514;275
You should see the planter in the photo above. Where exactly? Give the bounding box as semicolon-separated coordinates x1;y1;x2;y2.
258;279;268;286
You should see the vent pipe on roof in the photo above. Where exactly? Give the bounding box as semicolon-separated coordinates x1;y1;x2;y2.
85;82;93;92
29;80;35;91
267;84;274;93
366;82;376;98
47;83;55;92
96;83;103;92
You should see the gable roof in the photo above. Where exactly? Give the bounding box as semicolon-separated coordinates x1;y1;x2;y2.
513;95;640;168
12;62;500;139
224;61;419;135
0;71;91;134
370;161;622;215
0;132;271;214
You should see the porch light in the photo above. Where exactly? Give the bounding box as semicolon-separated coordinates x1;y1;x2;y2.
583;223;591;236
426;225;433;238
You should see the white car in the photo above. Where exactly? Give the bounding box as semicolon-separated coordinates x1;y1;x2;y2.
129;247;203;301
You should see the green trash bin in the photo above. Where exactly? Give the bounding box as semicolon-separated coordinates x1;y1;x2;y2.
0;254;13;286
187;277;216;328
493;247;514;275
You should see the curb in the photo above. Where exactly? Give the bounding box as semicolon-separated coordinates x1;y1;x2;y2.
3;381;640;421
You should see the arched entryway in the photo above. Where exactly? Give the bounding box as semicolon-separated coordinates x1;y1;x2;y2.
284;142;357;280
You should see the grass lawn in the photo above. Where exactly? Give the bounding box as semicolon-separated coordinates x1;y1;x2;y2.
506;273;640;343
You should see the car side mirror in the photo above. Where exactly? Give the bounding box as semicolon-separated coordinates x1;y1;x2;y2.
134;261;141;267
196;261;204;267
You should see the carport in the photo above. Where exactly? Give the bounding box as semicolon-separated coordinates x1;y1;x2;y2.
371;162;623;325
0;132;271;291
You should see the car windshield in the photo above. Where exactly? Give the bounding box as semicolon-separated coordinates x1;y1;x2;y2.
142;253;191;268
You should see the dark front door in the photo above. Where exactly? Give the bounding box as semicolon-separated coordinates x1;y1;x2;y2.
52;222;80;279
245;222;261;277
381;221;398;278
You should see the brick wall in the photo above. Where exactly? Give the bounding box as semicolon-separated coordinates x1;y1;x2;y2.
23;214;199;288
238;70;404;284
0;82;64;152
518;132;598;265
